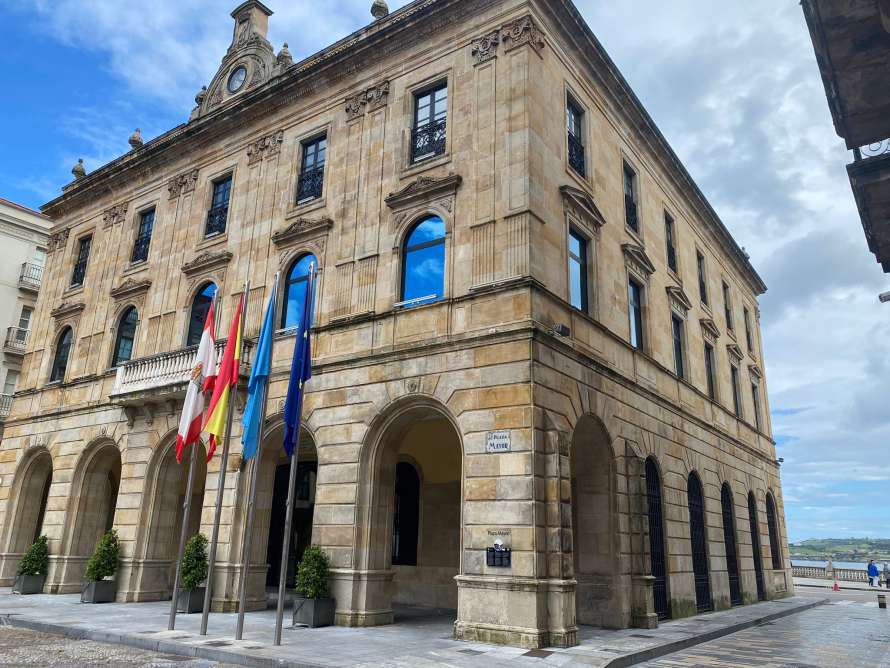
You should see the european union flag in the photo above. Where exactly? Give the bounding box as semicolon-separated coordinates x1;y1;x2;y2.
241;287;277;461
282;268;315;457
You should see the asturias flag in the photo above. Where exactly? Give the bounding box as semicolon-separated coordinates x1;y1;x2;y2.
203;295;243;461
282;271;315;457
175;302;217;463
241;287;277;461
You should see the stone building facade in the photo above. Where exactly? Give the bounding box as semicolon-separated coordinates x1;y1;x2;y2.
0;0;792;649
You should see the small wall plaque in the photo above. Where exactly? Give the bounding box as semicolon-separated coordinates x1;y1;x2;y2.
485;430;511;453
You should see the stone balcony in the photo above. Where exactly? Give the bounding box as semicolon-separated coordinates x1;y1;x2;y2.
3;327;28;356
18;262;43;293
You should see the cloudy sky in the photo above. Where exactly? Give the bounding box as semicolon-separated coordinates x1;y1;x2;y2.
1;1;886;542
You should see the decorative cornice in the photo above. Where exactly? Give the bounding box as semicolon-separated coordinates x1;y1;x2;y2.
700;318;720;344
110;277;152;300
47;228;70;254
727;343;744;363
748;362;763;380
666;285;693;314
622;242;656;278
560;185;606;230
246;129;283;165
51;301;86;320
272;216;333;247
168;169;199;200
385;173;462;210
345;81;390;120
102;202;129;229
181;249;233;276
501;15;546;55
471;29;500;65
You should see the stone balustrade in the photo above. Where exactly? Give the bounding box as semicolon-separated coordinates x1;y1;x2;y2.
791;565;876;582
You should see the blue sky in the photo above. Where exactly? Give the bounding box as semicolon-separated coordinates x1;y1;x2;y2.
1;1;887;542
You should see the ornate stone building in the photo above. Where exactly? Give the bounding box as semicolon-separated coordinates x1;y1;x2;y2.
0;0;792;648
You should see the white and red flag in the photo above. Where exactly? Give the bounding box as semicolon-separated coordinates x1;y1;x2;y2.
175;303;217;463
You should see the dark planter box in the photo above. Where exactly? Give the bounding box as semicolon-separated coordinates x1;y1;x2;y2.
12;574;45;595
293;596;335;628
81;580;117;603
176;587;205;614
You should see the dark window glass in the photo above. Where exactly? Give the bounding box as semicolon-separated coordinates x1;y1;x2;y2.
131;209;155;263
282;254;317;330
751;382;762;431
628;279;644;350
704;343;717;400
744;307;754;353
646;458;670;620
748;492;766;600
392;462;420;565
697;251;708;305
730;364;742;417
665;213;677;273
672;314;685;379
566;97;586;177
568;230;588;312
205;176;232;237
401;217;446;306
723;282;734;331
187;283;217;347
50;327;73;383
296;136;326;203
624;164;639;233
766;494;782;570
688;472;712;613
71;236;91;287
411;83;448;163
721;484;743;606
112;307;139;366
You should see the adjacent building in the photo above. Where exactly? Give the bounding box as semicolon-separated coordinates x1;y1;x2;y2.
0;0;792;648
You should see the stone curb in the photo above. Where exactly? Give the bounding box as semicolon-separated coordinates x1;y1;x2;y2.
0;614;323;668
603;598;828;668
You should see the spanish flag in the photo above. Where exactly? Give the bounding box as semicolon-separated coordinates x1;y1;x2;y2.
203;295;243;461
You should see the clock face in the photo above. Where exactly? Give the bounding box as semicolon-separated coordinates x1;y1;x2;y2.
227;66;247;93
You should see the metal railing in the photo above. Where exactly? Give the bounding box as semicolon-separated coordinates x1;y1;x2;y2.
205;205;229;237
0;394;12;419
131;234;152;263
854;139;890;161
567;133;586;177
411;118;447;163
19;262;43;291
4;327;28;353
625;194;639;232
296;165;325;203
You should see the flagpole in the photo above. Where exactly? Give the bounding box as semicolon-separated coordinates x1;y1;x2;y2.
201;281;250;636
235;273;279;640
274;264;316;646
168;292;220;631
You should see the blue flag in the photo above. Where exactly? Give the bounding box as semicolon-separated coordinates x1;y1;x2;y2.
282;272;315;457
241;288;277;460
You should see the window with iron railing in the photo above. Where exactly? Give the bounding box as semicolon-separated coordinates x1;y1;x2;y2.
205;175;232;237
665;213;678;273
696;251;709;306
411;83;447;163
4;327;27;352
566;97;586;177
624;164;639;233
672;314;686;380
131;208;155;263
723;281;734;331
71;236;91;287
19;262;43;289
296;136;326;204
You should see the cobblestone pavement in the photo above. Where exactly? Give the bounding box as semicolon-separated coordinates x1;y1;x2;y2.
0;625;240;668
638;592;890;668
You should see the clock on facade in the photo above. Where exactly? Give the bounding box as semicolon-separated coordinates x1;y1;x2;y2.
227;65;248;93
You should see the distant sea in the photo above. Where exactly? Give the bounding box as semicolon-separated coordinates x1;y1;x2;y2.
791;559;872;570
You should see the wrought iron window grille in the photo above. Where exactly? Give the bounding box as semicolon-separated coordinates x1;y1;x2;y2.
71;239;91;287
296;165;325;203
205;205;229;237
411;117;447;163
625;194;639;232
567;132;586;177
131;235;151;263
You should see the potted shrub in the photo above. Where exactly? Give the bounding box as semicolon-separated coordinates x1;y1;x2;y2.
81;529;120;603
177;533;208;613
13;535;49;595
292;546;335;628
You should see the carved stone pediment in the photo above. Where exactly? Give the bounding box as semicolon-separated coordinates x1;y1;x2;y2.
181;250;233;276
622;242;656;278
666;285;693;314
727;343;744;363
561;185;606;230
385;174;462;210
749;362;763;379
51;301;86;320
168;169;199;200
102;202;129;229
110;278;152;300
272;216;333;248
700;318;720;344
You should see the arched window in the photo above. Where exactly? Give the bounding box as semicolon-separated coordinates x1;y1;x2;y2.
50;327;73;383
187;283;217;346
645;458;669;620
392;462;420;566
687;472;712;613
281;254;317;330
112;307;139;366
721;483;743;607
401;216;445;306
748;492;766;601
765;493;782;570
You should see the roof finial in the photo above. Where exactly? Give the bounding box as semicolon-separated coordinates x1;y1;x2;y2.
276;42;293;68
71;158;86;180
128;128;144;150
371;0;389;20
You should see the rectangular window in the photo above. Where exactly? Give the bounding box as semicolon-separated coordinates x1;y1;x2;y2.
751;382;762;430
131;208;155;263
704;343;716;400
296;135;326;203
665;213;678;273
3;371;19;396
568;229;588;312
624;164;639;233
730;364;742;417
628;278;644;350
411;82;448;163
696;251;709;306
744;307;754;353
34;249;46;266
18;306;33;332
671;314;685;379
71;235;91;287
722;281;734;331
205;175;232;237
566;96;586;177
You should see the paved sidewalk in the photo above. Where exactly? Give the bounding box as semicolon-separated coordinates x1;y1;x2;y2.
794;576;890;591
0;588;825;668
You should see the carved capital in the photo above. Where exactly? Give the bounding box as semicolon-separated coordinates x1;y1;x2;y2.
247;130;284;165
102;202;129;229
181;250;233;276
501;15;546;55
471;30;500;65
168;169;199;200
47;228;70;254
345;81;390;120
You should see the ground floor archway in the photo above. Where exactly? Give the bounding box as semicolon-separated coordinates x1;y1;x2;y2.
0;448;53;584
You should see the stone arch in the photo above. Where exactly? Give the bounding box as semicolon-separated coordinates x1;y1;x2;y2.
2;447;53;558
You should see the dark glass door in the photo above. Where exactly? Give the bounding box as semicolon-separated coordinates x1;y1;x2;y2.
688;473;712;613
646;459;670;620
721;485;743;606
748;493;766;601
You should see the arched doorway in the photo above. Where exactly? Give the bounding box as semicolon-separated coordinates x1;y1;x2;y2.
748;492;766;601
5;449;53;558
645;458;669;620
687;472;712;613
720;483;743;607
765;492;783;570
571;415;618;627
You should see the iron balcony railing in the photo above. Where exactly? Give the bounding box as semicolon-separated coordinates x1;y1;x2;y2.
411;118;447;163
296;165;325;204
567;132;586;177
131;234;152;263
205;205;229;237
4;327;28;354
0;394;12;419
625;194;639;232
19;262;43;291
853;139;890;161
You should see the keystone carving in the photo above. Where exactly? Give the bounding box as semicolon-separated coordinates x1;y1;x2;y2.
471;30;500;65
102;202;129;229
168;169;200;200
247;130;284;165
181;249;233;276
272;216;333;248
110;278;152;300
345;81;391;120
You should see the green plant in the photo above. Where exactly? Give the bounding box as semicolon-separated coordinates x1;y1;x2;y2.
295;545;330;599
84;529;120;582
17;535;49;576
181;533;208;590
